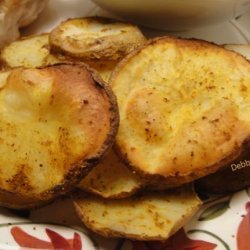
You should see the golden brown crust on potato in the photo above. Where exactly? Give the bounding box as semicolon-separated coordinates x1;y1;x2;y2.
73;185;202;241
114;141;244;190
78;148;142;199
0;189;50;209
49;16;146;61
111;36;250;185
0;62;118;208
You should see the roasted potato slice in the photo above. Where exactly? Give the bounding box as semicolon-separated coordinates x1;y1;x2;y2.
224;44;250;60
0;63;118;209
74;186;202;240
49;17;146;61
195;45;250;195
111;37;250;186
0;34;60;69
0;33;116;82
78;148;142;199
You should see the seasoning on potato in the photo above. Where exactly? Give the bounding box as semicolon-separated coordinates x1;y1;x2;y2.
111;36;250;186
74;185;202;241
1;12;249;243
195;45;250;195
0;63;118;209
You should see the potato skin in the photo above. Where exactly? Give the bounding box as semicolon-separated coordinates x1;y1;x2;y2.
195;139;250;195
0;62;119;209
0;190;50;209
111;36;250;186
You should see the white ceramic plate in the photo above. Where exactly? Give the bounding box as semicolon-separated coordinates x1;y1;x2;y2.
1;0;249;249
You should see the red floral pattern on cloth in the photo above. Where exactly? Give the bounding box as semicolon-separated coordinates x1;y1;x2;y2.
237;201;250;250
131;229;217;250
11;226;82;250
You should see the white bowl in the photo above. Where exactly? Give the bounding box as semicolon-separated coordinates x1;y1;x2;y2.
92;0;250;30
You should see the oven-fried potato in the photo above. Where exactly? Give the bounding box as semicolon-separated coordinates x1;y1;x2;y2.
74;186;202;240
49;17;146;61
195;45;250;195
224;44;250;60
0;33;116;82
0;63;118;209
111;37;250;186
0;34;60;69
78;149;142;199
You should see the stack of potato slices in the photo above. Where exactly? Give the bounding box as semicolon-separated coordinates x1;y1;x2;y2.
1;17;146;82
0;16;250;241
